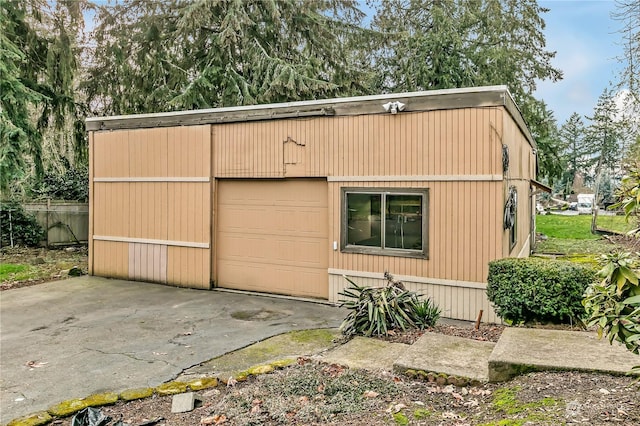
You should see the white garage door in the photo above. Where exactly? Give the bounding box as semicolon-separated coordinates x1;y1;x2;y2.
216;179;329;299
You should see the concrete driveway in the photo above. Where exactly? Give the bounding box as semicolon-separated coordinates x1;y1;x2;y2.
0;277;346;423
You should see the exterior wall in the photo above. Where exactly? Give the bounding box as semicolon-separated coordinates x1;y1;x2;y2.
211;107;514;322
213;108;504;178
89;126;211;288
501;111;537;258
90;98;536;323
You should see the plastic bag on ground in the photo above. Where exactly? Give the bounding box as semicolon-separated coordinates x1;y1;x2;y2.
70;407;129;426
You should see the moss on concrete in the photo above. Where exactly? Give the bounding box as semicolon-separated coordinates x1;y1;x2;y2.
119;387;154;401
246;364;274;375
269;358;296;369
288;329;336;344
47;398;89;417
156;381;188;395
187;377;219;391
6;411;52;426
83;392;119;407
183;328;340;382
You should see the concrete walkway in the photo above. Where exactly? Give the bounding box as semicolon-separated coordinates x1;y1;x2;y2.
319;326;639;383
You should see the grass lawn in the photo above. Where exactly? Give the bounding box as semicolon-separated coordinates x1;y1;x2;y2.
535;214;625;255
0;263;34;282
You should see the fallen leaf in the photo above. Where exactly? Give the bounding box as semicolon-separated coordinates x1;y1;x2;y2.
322;364;345;377
392;403;406;413
442;411;460;419
464;399;479;408
213;414;227;424
443;385;455;393
200;416;216;425
363;390;379;398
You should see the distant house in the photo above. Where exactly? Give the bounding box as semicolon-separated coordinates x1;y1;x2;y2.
86;86;542;322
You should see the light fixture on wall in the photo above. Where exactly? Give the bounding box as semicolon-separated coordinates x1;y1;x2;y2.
382;101;406;114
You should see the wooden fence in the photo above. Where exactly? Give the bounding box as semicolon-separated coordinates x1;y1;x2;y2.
23;201;89;246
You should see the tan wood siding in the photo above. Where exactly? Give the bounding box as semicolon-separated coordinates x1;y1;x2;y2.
213;108;504;178
93;241;128;279
329;180;502;284
91;126;211;288
328;274;499;323
216;179;329;299
167;246;210;289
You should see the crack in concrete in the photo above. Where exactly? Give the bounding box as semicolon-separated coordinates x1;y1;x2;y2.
168;325;197;347
83;347;178;368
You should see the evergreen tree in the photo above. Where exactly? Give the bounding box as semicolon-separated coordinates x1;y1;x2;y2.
614;0;640;105
1;0;88;195
0;0;45;194
558;113;590;196
85;0;370;115
586;89;626;178
522;98;563;183
39;0;89;171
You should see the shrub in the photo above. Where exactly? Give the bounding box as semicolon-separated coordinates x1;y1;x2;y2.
583;252;640;356
0;202;45;247
487;257;596;324
31;164;88;202
339;274;440;337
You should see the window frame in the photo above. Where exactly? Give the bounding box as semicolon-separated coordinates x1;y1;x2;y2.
340;187;429;259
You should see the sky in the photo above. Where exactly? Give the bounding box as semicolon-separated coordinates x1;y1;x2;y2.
535;0;625;125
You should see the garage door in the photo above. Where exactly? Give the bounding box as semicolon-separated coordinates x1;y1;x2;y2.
216;179;329;299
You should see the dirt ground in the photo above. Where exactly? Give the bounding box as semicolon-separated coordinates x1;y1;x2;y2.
81;358;640;426
3;247;640;425
0;246;88;290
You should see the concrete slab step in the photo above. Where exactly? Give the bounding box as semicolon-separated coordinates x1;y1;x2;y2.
393;332;495;382
488;328;640;382
319;337;407;371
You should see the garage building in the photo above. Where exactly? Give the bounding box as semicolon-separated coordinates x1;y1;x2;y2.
86;86;540;322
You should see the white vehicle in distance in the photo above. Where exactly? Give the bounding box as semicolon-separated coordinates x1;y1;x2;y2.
577;193;595;215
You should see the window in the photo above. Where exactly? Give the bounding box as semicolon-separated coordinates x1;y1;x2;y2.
341;188;428;258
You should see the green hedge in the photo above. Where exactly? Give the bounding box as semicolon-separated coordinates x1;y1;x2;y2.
0;202;45;247
487;258;596;324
